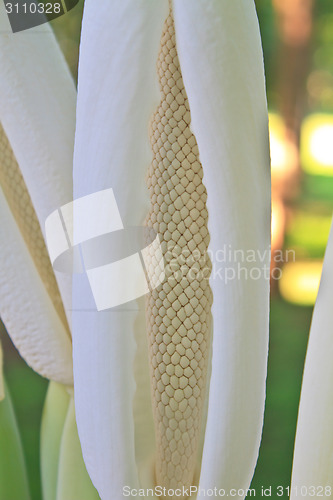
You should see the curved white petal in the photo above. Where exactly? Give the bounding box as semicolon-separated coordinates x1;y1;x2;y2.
0;188;73;385
0;3;76;318
291;221;333;495
173;1;271;497
72;1;167;498
0;123;69;333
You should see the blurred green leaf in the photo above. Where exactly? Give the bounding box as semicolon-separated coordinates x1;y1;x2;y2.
0;381;31;500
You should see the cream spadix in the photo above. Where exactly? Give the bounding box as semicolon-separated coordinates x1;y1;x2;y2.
73;1;270;499
145;10;212;490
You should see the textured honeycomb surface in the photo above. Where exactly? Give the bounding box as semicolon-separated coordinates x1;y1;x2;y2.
145;8;213;492
0;124;68;332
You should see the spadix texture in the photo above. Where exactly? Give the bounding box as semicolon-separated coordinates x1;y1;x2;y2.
0;3;75;384
145;10;212;489
73;1;270;499
291;221;333;496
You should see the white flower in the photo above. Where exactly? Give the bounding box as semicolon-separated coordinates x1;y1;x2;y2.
0;2;75;387
0;2;270;499
72;1;270;499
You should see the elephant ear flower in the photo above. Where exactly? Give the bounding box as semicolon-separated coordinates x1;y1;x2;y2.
72;1;270;499
291;222;333;497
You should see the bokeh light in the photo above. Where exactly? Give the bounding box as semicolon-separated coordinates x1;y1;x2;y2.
301;113;333;175
279;260;323;305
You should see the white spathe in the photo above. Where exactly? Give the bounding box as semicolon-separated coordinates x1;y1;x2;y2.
0;2;76;323
73;1;168;498
291;220;333;496
0;7;97;497
72;1;270;500
0;188;73;384
0;3;75;384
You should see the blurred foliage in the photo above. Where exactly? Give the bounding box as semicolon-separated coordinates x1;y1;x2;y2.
302;173;333;201
0;322;47;500
285;209;332;258
309;2;333;111
255;0;279;106
251;299;312;495
252;0;333;496
50;0;84;81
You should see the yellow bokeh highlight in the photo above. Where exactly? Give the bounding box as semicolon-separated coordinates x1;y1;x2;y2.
269;113;289;174
271;198;286;251
301;113;333;175
279;261;323;306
